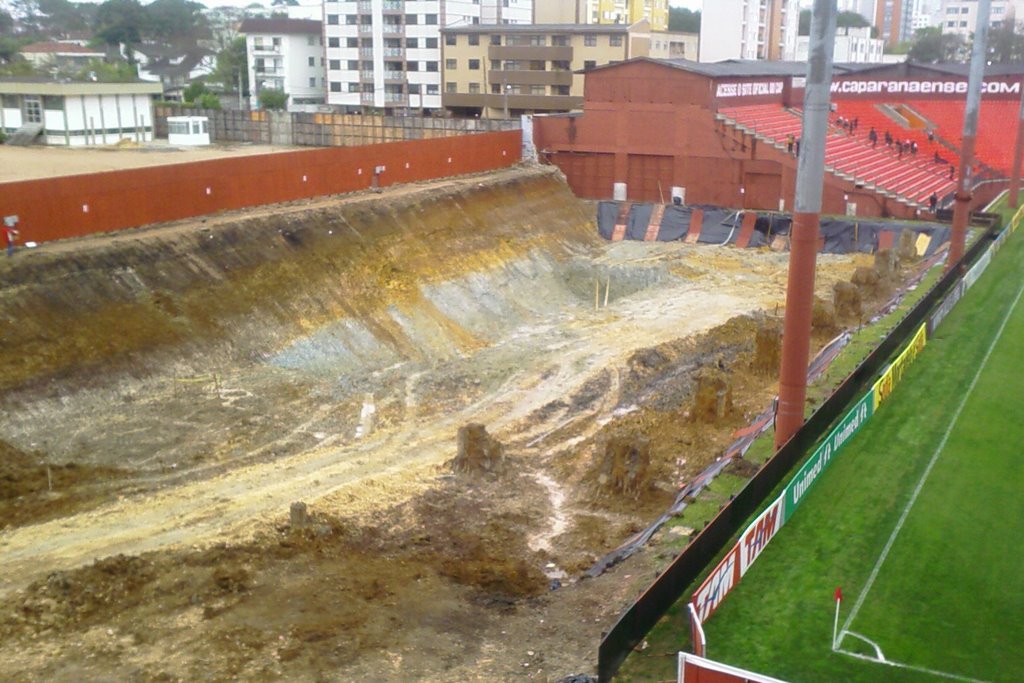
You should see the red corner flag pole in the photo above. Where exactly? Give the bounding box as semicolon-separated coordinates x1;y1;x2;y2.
832;587;843;650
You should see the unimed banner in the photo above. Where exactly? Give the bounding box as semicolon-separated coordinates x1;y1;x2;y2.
964;249;992;290
872;323;927;409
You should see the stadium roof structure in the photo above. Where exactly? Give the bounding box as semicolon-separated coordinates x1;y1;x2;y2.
585;58;1024;80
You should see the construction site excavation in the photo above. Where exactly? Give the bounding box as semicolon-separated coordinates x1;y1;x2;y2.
0;162;917;681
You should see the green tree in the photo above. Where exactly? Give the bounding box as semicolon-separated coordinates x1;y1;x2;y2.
143;0;208;46
0;8;15;36
197;92;221;109
214;35;248;96
988;20;1024;63
668;7;700;33
68;58;138;81
182;80;209;102
94;0;145;56
257;88;287;110
907;26;966;62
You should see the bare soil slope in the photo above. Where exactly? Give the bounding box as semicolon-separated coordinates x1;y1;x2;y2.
0;166;876;681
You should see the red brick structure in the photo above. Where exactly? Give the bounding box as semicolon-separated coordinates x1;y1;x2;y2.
533;59;1024;218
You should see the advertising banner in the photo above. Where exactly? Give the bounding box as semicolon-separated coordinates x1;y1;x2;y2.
782;391;874;522
964;249;992;290
691;545;741;624
873;323;927;409
928;280;965;335
738;495;785;576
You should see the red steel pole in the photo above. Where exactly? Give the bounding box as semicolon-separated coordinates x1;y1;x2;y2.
1010;82;1024;208
775;0;838;450
949;0;992;270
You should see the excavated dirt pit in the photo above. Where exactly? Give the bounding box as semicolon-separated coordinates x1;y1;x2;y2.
0;165;902;681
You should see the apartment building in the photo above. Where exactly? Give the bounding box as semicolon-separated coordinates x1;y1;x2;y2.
795;26;884;63
323;0;531;113
535;0;669;31
441;22;649;119
940;0;1024;36
240;18;325;111
699;0;799;62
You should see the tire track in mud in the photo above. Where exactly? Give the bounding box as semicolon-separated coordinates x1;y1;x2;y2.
0;284;772;598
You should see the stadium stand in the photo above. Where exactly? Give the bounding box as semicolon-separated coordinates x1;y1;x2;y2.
718;104;957;207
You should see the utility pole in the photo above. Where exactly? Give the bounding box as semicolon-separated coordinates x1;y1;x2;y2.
948;0;992;268
775;0;839;450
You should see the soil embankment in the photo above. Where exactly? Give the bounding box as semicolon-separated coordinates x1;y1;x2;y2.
0;165;877;681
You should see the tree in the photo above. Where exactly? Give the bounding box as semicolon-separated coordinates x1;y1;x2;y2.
143;0;208;46
668;7;699;33
799;9;870;36
214;35;248;96
0;8;15;36
258;88;287;110
67;57;138;81
94;0;145;54
988;20;1024;64
907;26;966;63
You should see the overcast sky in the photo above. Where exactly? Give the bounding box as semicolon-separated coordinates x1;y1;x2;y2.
669;0;702;9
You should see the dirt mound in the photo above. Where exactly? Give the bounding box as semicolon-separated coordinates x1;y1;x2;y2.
750;318;782;376
833;280;863;320
812;295;837;332
691;368;734;424
451;423;505;474
598;435;651;496
0;439;127;530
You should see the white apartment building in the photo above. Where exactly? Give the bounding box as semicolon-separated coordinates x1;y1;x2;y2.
795;26;884;62
699;0;800;62
240;18;326;112
940;0;1024;35
323;0;530;113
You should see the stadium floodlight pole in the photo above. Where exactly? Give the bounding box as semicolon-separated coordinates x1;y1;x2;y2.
1009;80;1024;208
775;0;839;450
949;0;992;269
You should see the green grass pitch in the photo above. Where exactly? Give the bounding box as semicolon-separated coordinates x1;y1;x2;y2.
618;225;1024;682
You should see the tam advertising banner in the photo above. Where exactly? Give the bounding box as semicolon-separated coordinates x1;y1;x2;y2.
691;545;741;624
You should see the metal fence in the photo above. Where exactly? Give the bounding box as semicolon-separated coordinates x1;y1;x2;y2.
596;226;998;681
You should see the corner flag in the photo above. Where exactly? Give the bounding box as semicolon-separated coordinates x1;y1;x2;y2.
832;586;843;649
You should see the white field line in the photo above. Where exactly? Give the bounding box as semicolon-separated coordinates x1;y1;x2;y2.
834;279;1024;680
835;647;991;683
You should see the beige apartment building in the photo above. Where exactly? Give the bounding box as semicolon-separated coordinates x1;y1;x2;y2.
441;22;655;118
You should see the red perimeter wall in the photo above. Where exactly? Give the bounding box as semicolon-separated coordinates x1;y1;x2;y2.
1;131;521;244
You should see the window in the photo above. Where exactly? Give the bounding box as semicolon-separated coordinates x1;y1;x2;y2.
310;77;317;87
42;95;63;110
552;35;568;46
584;60;596;69
610;35;623;47
469;82;480;93
330;81;342;92
407;61;418;71
446;82;457;93
445;34;456;45
409;83;421;94
469;34;479;45
307;35;315;45
426;38;438;48
405;14;418;24
407;38;418;48
308;56;315;66
348;83;360;93
490;34;501;45
426;61;438;72
425;14;437;24
327;14;339;24
584;35;597;47
347;38;358;47
446;58;457;69
348;60;359;70
329;60;341;70
469;59;480;70
329;37;340;47
552;85;570;96
426;84;439;94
